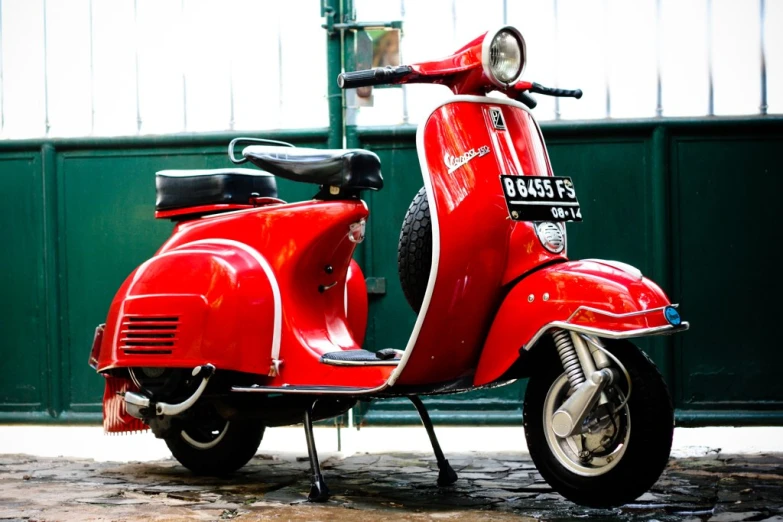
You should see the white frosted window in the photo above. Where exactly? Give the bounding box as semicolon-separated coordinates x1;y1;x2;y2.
604;0;657;119
91;0;139;137
1;1;46;138
660;0;709;117
712;0;761;116
767;0;783;114
46;0;92;137
0;0;777;139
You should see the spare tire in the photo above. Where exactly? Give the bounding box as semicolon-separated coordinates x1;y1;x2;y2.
397;187;433;313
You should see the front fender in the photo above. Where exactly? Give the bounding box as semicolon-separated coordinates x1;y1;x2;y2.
473;259;688;386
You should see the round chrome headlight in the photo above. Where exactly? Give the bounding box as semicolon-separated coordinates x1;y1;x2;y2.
482;27;526;87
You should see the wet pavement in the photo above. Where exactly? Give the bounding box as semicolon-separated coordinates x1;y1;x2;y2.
1;450;782;521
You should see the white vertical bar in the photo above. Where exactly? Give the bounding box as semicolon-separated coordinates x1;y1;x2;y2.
400;0;409;124
0;0;4;134
88;0;95;133
706;0;714;116
228;0;235;132
133;0;141;133
603;0;611;117
42;0;50;135
277;15;283;118
180;0;187;131
655;0;663;117
502;0;507;25
228;57;235;130
451;0;457;43
760;0;767;115
553;0;560;120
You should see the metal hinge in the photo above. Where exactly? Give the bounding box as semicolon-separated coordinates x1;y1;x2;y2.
365;277;386;295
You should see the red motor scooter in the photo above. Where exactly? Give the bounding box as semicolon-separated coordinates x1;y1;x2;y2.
89;26;688;507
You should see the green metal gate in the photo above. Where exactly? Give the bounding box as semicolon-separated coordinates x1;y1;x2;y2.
346;120;783;426
0;1;782;425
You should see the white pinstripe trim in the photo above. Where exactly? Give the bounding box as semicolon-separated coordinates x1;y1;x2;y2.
388;95;535;387
120;240;282;369
185;239;282;365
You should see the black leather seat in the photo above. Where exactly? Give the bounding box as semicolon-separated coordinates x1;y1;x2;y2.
156;168;278;211
242;146;383;193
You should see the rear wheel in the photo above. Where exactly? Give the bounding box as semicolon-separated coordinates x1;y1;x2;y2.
523;339;673;507
165;413;264;476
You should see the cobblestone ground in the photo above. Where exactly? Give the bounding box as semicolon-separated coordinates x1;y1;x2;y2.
1;451;782;521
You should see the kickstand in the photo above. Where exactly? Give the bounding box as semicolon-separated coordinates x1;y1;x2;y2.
409;395;458;486
303;401;329;502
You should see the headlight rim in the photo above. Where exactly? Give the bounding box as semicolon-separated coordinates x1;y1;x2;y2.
481;26;527;89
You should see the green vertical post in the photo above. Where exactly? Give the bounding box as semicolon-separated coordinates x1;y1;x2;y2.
324;0;345;149
41;143;62;418
649;126;674;389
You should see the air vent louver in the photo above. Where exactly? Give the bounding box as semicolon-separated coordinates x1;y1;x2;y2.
120;316;179;355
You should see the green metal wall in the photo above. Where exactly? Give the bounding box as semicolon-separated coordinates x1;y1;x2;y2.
348;117;783;427
0;131;327;423
1;118;782;425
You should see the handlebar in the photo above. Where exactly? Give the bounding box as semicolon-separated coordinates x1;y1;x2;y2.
338;65;414;89
528;82;582;99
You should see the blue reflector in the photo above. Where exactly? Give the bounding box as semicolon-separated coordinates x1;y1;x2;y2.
664;306;681;326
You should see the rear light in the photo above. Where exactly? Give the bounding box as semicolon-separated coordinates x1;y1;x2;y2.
89;324;105;370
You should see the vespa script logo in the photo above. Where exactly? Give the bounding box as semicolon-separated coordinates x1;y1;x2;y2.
444;145;490;174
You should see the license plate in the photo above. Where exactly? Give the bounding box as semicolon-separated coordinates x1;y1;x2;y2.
500;175;583;222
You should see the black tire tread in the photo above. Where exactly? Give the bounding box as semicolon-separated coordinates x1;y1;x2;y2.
165;419;265;476
523;339;674;508
397;187;432;313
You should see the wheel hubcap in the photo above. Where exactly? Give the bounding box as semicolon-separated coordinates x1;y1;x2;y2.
543;373;630;476
181;420;230;450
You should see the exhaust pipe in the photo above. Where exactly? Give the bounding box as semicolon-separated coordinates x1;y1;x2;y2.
125;364;215;419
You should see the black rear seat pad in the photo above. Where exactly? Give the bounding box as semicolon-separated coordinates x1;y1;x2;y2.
155;168;278;211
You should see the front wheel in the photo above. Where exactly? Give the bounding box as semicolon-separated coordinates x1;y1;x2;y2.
165;414;265;476
523;339;673;508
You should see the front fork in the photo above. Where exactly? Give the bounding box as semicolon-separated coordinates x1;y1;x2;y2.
550;330;622;438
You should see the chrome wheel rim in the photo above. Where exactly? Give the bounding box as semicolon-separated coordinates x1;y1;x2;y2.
543;373;630;477
181;420;230;450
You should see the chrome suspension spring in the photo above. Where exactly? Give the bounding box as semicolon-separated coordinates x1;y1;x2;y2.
552;329;585;390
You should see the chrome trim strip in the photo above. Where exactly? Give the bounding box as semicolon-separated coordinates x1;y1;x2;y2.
510;201;579;207
566;305;671;322
523;321;689;352
321;359;400;367
231;385;376;395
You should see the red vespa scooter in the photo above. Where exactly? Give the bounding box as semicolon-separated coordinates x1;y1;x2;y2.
89;26;688;508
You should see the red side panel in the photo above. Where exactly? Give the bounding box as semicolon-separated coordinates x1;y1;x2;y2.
98;244;275;375
103;376;148;434
345;259;368;346
395;100;564;386
99;200;392;390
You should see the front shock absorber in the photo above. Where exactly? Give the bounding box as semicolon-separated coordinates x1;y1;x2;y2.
552;329;585;390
